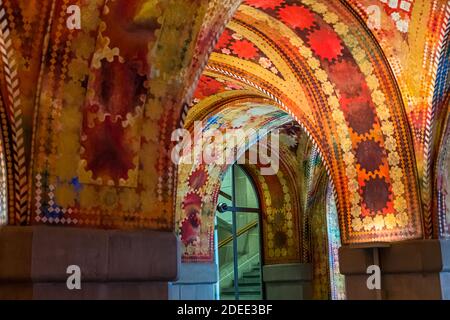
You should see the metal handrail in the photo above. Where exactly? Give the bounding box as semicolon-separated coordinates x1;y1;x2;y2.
218;221;258;248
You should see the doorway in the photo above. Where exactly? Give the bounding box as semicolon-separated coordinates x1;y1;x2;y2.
216;164;263;300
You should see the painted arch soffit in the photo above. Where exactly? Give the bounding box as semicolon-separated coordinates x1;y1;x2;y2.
192;0;423;248
345;0;450;237
347;0;450;167
0;0;242;228
176;101;294;261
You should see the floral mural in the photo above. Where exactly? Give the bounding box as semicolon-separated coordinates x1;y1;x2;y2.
0;2;447;298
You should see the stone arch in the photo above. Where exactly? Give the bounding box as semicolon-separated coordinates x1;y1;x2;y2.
184;0;423;249
345;0;450;235
243;154;303;265
176;96;294;261
176;93;346;299
242;120;345;300
0;0;244;230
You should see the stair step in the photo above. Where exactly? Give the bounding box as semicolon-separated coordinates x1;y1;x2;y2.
221;294;262;300
234;278;260;286
243;270;260;278
239;295;262;300
221;285;261;294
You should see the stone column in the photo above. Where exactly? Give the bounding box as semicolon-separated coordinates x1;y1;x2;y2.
339;240;450;300
0;226;178;300
169;263;218;300
263;263;313;300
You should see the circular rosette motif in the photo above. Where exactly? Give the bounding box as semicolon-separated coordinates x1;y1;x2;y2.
188;167;209;190
248;0;283;10
278;4;315;30
231;39;258;59
356;139;384;172
181;192;203;246
180;213;201;246
307;27;344;62
182;192;203;216
362;177;391;214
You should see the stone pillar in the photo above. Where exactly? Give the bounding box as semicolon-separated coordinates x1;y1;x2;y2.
339;240;450;300
263;263;312;300
169;263;218;300
0;226;179;300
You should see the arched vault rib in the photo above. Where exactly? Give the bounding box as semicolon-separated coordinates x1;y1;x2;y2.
345;0;450;235
176;99;294;261
186;0;423;248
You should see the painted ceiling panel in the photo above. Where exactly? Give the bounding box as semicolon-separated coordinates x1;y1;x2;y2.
191;0;424;248
176;101;294;261
0;0;242;228
346;0;450;234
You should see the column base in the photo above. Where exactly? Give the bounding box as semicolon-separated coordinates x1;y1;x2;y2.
0;282;168;300
169;263;218;300
263;263;312;300
339;240;450;300
0;226;179;300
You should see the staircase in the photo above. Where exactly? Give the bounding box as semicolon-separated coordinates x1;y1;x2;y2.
221;262;262;300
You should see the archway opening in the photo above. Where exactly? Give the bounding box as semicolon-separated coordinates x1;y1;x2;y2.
216;164;263;300
174;100;346;300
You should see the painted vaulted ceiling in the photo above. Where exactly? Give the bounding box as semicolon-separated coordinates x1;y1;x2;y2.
183;0;450;260
0;0;448;264
0;0;242;229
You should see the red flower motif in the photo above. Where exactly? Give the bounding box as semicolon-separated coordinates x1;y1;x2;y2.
189;168;209;190
88;58;148;118
182;192;203;216
215;29;232;50
362;177;391;213
328;60;366;98
231;40;258;59
180;213;201;246
194;76;225;99
247;0;283;9
81;116;136;183
180;192;203;246
307;27;344;62
278;5;315;30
